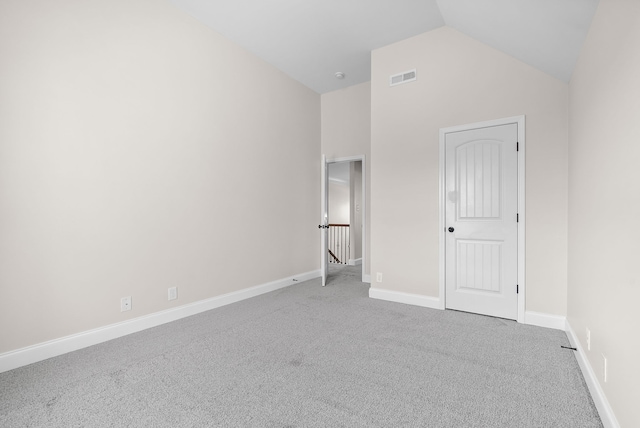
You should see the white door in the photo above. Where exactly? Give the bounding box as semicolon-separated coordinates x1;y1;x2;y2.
320;155;329;286
445;123;518;319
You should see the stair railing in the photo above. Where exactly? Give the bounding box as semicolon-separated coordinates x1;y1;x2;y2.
328;224;349;264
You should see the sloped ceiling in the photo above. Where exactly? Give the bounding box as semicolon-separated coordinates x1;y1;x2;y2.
169;0;599;94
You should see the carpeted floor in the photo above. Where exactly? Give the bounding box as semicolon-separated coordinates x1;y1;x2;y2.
0;265;602;427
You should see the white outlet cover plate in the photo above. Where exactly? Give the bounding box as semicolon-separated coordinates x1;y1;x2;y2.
120;296;132;312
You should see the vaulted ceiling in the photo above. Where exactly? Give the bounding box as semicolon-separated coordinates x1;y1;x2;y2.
169;0;600;94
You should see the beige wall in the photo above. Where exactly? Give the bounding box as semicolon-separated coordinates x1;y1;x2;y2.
0;0;320;354
321;82;371;276
328;180;350;224
568;0;640;425
370;27;569;315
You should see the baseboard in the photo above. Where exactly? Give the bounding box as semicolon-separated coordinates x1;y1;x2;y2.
0;269;321;374
369;287;442;310
362;274;371;284
565;320;620;428
348;258;362;266
524;311;566;330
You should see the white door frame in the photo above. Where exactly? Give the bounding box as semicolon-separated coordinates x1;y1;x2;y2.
438;116;525;323
323;155;367;283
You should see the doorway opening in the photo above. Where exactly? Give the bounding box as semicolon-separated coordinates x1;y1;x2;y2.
321;155;366;286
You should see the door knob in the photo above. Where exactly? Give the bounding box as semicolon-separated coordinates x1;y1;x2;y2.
448;227;454;233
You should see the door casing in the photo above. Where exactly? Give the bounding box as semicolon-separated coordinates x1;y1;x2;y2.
439;116;525;323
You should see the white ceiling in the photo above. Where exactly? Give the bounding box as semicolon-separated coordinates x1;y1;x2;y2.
169;0;599;94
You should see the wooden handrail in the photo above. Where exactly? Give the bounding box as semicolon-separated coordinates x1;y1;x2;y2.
328;223;350;227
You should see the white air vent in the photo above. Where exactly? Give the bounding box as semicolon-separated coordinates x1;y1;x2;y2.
389;69;417;87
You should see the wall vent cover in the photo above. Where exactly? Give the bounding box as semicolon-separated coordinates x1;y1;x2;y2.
390;69;417;86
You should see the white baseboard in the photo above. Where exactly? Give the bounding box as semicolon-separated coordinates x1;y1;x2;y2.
348;258;362;266
565;320;620;428
0;269;321;374
369;287;442;310
362;274;371;284
524;311;566;330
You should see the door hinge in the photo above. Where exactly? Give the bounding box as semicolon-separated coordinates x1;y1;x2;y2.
517;284;519;294
517;142;519;151
517;213;519;223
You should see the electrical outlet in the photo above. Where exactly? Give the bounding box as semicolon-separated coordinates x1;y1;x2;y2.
586;328;591;351
376;272;383;283
603;355;608;382
168;287;177;301
120;296;131;312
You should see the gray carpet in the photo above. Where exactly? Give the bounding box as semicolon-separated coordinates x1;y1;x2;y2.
0;265;602;427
